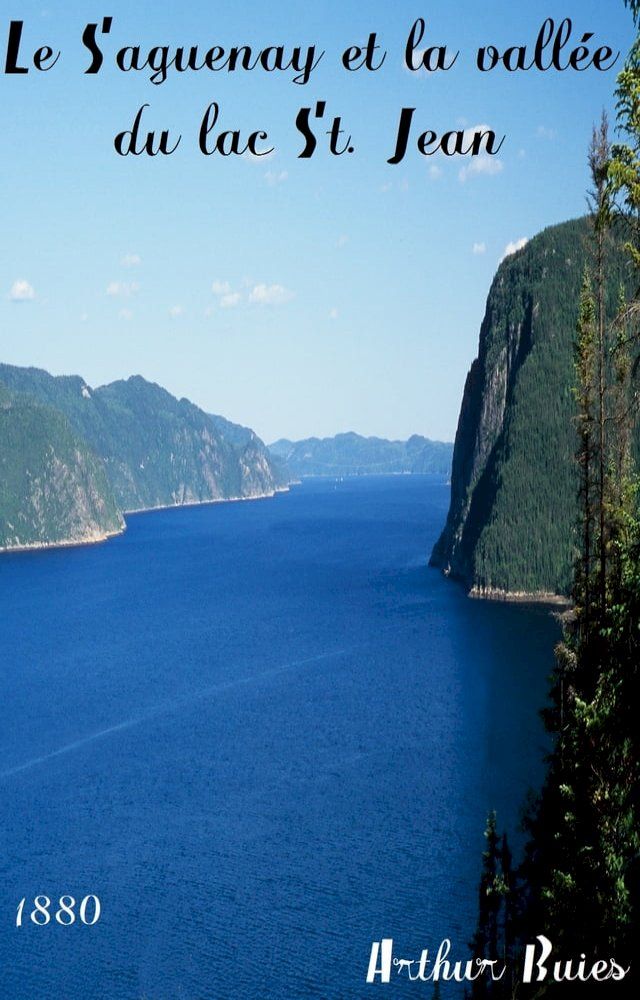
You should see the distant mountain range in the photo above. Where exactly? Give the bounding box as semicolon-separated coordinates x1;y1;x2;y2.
268;432;453;478
0;364;287;552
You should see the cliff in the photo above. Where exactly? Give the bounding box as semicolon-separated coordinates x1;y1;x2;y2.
430;217;630;599
0;389;123;550
0;366;287;552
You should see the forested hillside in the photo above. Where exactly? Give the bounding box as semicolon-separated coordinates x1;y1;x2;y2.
468;17;640;984
0;388;123;549
0;365;287;551
430;217;631;598
269;432;452;478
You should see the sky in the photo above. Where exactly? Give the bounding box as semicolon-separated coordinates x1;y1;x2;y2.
0;0;636;443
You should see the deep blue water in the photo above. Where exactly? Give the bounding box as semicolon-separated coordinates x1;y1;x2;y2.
0;476;558;999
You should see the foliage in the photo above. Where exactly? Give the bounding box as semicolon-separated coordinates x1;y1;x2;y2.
0;365;284;549
431;218;631;596
0;389;122;548
469;813;515;999
612;3;640;274
468;7;640;994
0;365;283;531
269;432;453;478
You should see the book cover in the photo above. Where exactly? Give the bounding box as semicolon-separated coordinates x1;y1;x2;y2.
1;2;638;997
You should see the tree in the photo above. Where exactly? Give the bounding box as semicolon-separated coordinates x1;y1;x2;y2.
517;3;640;985
470;813;513;999
467;7;640;993
573;268;597;626
588;114;612;617
612;4;640;261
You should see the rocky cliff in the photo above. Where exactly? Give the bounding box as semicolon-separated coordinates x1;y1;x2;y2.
0;389;123;550
430;217;630;599
0;366;287;552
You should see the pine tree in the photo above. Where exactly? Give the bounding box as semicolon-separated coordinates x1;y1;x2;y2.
573;269;597;627
611;3;640;275
516;3;640;987
468;6;640;994
499;835;514;965
470;813;514;999
588;114;613;617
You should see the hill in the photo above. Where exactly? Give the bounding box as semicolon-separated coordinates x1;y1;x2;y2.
269;432;452;478
0;387;123;550
430;216;631;599
0;365;286;551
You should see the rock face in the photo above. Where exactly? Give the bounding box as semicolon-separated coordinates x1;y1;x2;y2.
209;413;290;498
430;217;629;599
269;432;453;478
0;366;287;552
0;391;123;550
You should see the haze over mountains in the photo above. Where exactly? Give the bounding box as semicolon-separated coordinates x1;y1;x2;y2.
0;364;286;551
269;432;453;479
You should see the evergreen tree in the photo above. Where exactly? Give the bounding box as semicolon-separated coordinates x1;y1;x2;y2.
611;2;640;275
516;3;640;989
573;268;597;627
470;814;513;999
470;7;640;994
588;114;613;617
498;835;514;978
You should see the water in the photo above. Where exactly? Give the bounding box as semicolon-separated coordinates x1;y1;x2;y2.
0;477;558;999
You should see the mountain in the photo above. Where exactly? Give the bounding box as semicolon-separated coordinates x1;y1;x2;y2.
208;413;290;496
0;365;286;551
430;216;631;600
268;432;453;478
0;387;123;550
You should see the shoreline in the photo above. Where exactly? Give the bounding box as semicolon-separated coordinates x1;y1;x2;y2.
468;584;571;607
0;486;291;556
434;564;571;608
122;485;289;516
0;524;126;555
288;471;450;480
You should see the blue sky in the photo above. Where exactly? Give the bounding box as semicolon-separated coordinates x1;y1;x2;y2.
0;0;635;442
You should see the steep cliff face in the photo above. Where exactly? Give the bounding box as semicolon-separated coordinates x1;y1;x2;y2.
0;366;288;553
430;217;629;599
209;413;290;494
0;366;286;514
0;391;123;550
79;376;280;510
